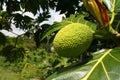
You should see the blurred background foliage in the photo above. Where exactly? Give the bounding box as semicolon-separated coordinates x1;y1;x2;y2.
0;0;119;80
0;1;83;79
0;0;83;46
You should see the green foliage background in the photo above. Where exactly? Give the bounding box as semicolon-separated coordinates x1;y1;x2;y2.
0;0;120;80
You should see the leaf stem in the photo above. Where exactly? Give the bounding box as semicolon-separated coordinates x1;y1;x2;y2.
108;0;117;35
108;25;116;34
109;0;116;25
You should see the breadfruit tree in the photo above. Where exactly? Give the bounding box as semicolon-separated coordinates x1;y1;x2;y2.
1;0;120;80
0;0;81;47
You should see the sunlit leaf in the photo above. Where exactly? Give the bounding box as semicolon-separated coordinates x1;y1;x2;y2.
103;0;120;12
46;47;120;80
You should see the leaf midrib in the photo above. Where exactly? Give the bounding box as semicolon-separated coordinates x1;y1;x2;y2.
81;49;112;80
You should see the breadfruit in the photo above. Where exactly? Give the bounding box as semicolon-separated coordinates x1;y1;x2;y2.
53;23;93;57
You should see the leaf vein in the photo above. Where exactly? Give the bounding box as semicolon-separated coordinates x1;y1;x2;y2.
109;53;120;63
101;61;110;80
81;49;112;80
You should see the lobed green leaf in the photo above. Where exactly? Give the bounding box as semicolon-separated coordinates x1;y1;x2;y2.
46;47;120;80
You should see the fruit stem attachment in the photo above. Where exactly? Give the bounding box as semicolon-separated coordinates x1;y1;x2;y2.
108;24;117;35
108;0;116;34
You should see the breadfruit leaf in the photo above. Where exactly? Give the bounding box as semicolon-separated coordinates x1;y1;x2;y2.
41;13;96;41
103;0;120;26
46;47;120;80
102;0;120;33
102;0;120;12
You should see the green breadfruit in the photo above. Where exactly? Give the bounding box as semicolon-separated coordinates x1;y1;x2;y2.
53;23;94;57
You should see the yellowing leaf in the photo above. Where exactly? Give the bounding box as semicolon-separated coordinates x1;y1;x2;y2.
82;0;109;27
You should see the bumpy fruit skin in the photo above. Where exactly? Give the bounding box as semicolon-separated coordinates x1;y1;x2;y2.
53;23;93;57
